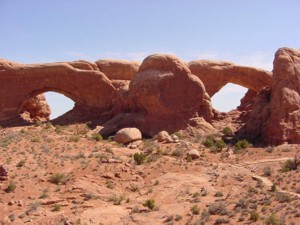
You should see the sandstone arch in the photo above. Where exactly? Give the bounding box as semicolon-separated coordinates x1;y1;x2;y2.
0;59;117;122
188;60;273;97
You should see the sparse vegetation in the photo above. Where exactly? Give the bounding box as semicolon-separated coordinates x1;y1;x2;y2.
222;127;233;136
6;180;16;193
190;205;200;215
49;173;69;185
281;153;300;172
133;152;146;165
143;199;155;210
234;139;250;152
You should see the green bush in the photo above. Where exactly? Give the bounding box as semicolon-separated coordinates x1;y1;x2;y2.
216;140;226;150
202;136;215;148
133;152;146;165
249;210;260;221
53;204;61;211
91;133;103;142
190;205;200;215
265;213;285;225
6;181;16;193
208;202;228;215
222;127;233;136
234;139;250;152
49;173;69;185
263;167;272;177
281;155;300;172
143;199;155;210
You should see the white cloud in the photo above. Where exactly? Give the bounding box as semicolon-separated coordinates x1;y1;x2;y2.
234;52;273;71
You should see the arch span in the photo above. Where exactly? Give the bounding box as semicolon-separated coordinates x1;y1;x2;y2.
0;59;117;121
188;60;272;97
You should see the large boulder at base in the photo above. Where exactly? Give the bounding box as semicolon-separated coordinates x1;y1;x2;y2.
21;94;51;121
114;127;142;144
239;48;300;144
95;59;140;80
129;54;213;121
188;60;272;97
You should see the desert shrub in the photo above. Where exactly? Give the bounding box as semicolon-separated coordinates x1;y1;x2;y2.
109;194;125;205
68;135;80;142
133;152;146;165
265;213;285;225
91;133;103;142
275;192;291;203
215;140;226;150
235;198;249;209
86;121;93;129
208;202;228;215
53;204;61;211
26;201;40;213
271;183;278;192
281;155;300;172
190;205;200;215
6;180;16;193
222;127;233;136
49;173;69;185
175;214;182;221
249;210;260;221
16;159;26;168
214;191;224;197
202;136;215;148
263;167;272;177
143;199;155;210
129;183;139;192
234;139;250;152
31;137;40;143
265;146;275;153
55;125;63;133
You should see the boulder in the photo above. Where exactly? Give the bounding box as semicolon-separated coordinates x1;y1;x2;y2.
154;131;170;142
187;149;200;159
114;127;142;144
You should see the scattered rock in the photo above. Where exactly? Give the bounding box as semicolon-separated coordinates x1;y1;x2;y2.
154;131;170;142
101;172;115;179
0;165;8;181
114;128;142;144
187;149;200;159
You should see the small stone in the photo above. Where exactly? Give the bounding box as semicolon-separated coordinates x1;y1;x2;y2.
188;149;200;159
154;131;170;142
171;134;179;141
165;136;174;143
102;172;114;179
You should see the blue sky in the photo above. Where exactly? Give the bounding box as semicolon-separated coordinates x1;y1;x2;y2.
1;0;300;118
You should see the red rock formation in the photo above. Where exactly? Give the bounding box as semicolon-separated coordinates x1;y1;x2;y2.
188;60;272;97
1;48;299;145
21;94;51;122
263;48;300;144
239;48;300;144
130;54;213;120
0;58;117;122
95;59;140;80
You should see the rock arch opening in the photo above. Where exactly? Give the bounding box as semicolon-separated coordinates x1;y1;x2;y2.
20;91;75;122
211;83;248;112
45;92;75;120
